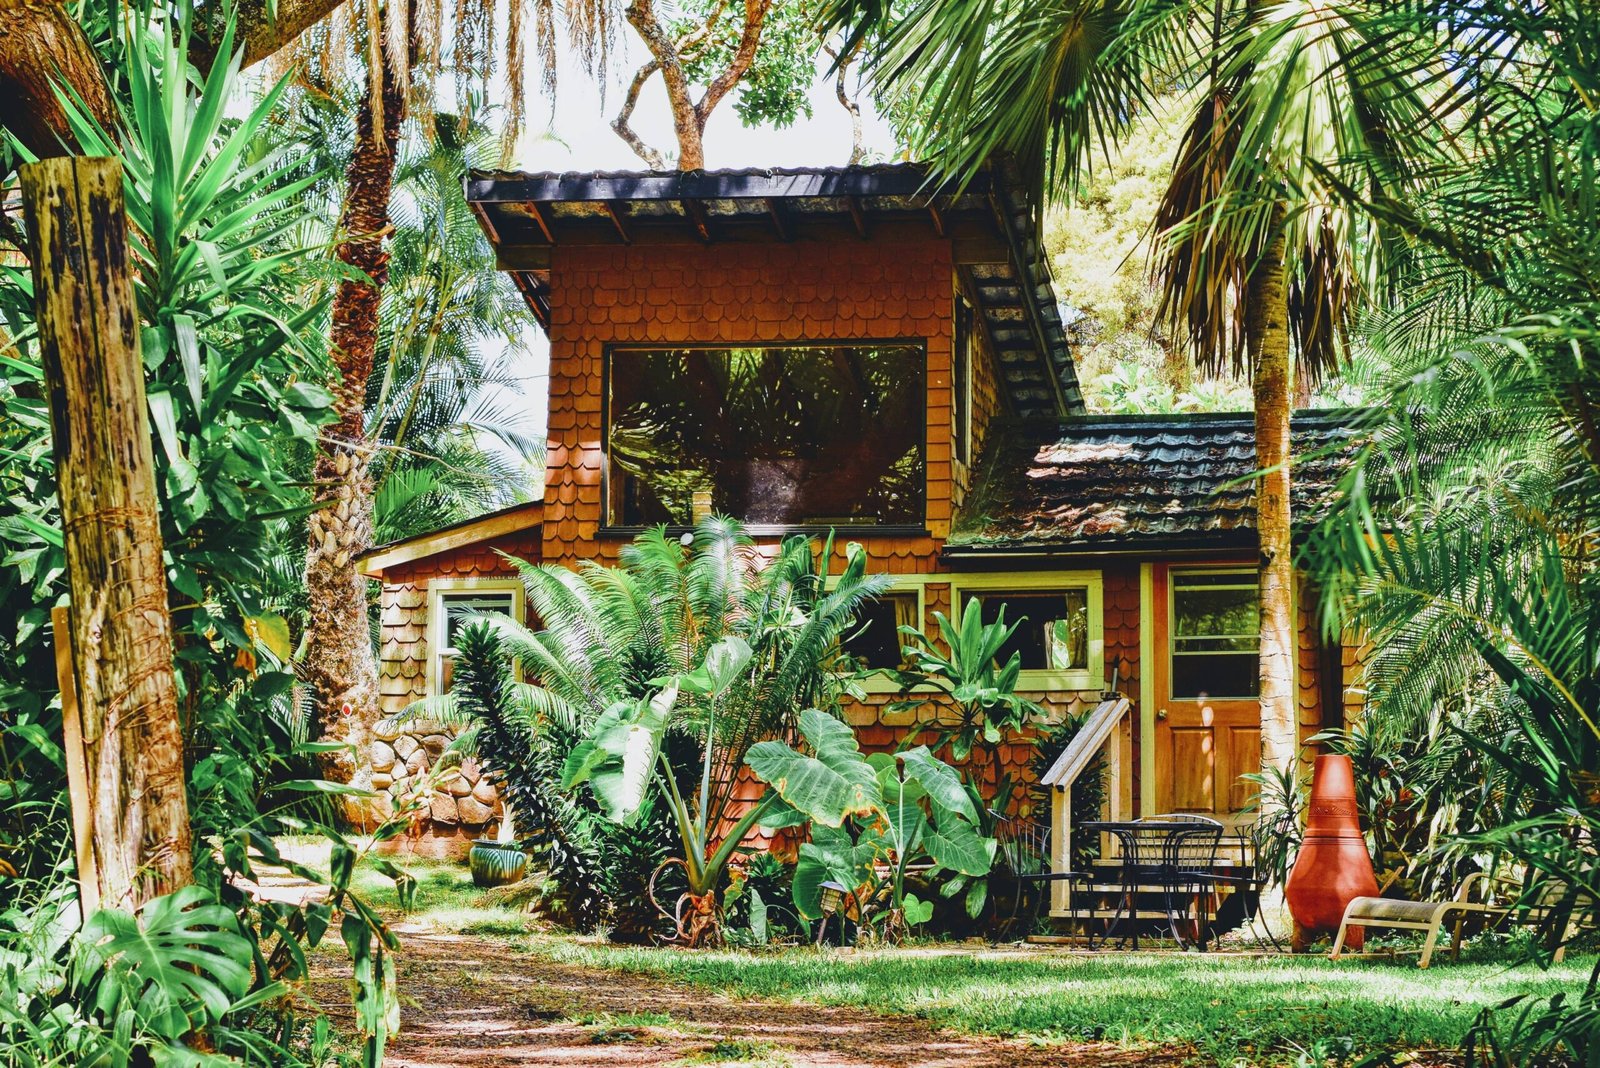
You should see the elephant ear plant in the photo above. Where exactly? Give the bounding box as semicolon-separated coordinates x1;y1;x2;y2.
748;709;997;940
562;637;787;946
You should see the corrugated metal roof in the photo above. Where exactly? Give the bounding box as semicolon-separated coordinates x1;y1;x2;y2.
947;410;1360;554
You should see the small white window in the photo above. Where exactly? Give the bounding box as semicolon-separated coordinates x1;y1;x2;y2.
841;590;921;672
427;583;523;694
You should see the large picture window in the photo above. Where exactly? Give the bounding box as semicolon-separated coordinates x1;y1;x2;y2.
1170;570;1260;699
606;343;926;528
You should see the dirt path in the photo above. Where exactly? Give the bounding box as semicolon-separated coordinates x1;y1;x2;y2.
310;928;1188;1068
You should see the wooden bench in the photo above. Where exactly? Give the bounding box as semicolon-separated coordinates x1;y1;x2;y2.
1331;873;1573;968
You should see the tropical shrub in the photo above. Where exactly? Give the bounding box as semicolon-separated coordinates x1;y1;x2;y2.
1302;1;1600;1058
889;606;1044;781
748;708;997;940
419;519;890;944
0;10;412;1064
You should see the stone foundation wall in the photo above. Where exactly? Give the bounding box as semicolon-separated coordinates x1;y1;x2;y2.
370;715;505;859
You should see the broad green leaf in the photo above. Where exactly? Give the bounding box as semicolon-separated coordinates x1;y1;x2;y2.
679;635;753;696
922;813;995;876
901;892;935;927
748;887;768;944
245;612;292;661
77;885;252;1035
747;709;879;827
901;746;979;824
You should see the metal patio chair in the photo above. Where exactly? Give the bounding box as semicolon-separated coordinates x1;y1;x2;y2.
991;813;1102;942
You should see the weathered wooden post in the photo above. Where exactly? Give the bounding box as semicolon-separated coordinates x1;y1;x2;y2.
21;156;193;910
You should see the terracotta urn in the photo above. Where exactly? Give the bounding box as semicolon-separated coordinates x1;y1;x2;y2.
1284;754;1378;950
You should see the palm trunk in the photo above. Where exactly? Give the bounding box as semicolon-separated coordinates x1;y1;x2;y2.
0;0;115;159
1249;221;1297;797
304;51;404;810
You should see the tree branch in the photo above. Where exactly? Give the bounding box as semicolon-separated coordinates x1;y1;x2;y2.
624;0;706;167
193;0;351;69
612;58;669;169
825;41;864;166
695;0;768;128
2;0;345;159
0;0;117;159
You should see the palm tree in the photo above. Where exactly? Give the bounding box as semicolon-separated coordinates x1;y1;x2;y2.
1304;0;1600;956
366;110;546;540
1147;2;1435;784
824;0;1436;792
301;14;408;797
294;19;557;795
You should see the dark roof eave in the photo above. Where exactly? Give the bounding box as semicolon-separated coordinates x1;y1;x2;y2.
940;523;1336;561
941;531;1259;560
466;163;991;205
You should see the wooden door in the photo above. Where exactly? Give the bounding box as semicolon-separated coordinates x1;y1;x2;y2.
1151;564;1262;829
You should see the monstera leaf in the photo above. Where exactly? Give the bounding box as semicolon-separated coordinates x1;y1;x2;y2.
561;684;678;823
746;708;881;827
75;885;253;1036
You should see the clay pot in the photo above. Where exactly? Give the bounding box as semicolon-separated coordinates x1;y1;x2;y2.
1284;754;1378;950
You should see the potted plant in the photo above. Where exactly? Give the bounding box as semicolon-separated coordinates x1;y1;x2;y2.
469;808;528;888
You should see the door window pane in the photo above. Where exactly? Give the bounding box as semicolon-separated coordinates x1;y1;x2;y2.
964;590;1089;671
840;591;919;671
1171;572;1259;699
607;344;925;527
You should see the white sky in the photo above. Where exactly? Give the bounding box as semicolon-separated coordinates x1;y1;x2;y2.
487;39;904;482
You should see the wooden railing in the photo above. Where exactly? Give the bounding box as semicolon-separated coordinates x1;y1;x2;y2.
1039;694;1133;916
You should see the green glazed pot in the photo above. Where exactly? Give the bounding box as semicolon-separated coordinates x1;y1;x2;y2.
468;839;528;888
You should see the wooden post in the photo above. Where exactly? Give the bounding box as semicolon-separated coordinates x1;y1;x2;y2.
21;156;193;909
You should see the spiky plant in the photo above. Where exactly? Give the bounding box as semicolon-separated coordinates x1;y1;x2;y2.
447;622;608;930
488;517;893;944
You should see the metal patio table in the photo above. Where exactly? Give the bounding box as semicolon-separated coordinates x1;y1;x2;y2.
1080;817;1224;950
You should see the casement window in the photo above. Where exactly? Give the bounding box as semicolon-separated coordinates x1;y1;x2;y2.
1169;569;1260;700
825;580;929;694
950;572;1104;691
605;343;926;530
426;580;524;695
841;590;921;672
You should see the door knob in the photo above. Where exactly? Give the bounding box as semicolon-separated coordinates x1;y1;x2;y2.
1157;707;1168;720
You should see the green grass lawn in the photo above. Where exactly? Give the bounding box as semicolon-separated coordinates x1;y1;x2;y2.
311;851;1594;1066
522;937;1591;1065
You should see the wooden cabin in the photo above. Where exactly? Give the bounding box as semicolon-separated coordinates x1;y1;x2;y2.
357;163;1362;906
